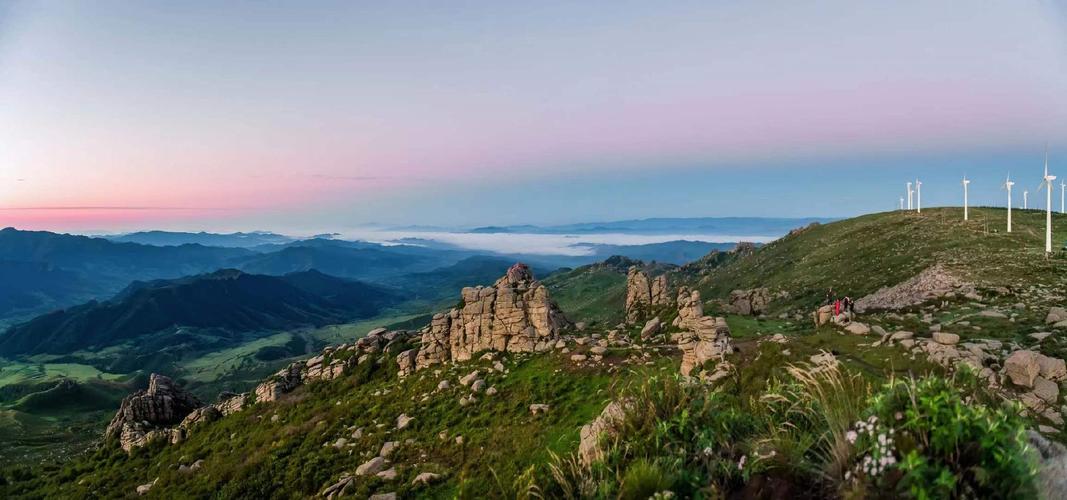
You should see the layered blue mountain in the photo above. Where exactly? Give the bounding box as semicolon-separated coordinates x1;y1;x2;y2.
0;269;399;356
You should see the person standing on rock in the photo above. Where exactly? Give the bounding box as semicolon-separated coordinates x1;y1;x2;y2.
825;288;835;306
834;298;841;317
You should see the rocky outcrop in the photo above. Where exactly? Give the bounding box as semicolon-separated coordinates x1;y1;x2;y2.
725;288;771;316
674;286;733;377
105;374;202;451
414;264;570;371
1027;430;1067;500
579;400;631;465
854;265;975;312
625;267;671;323
255;329;417;402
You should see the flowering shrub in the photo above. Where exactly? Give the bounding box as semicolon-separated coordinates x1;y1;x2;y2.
847;375;1037;498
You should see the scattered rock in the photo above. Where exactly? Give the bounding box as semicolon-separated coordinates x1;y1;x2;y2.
396;414;413;430
529;404;550;415
136;479;158;496
1047;307;1067;325
356;457;390;476
844;322;870;335
412;472;442;486
1034;377;1060;404
932;332;960;346
377;468;398;481
641;317;662;339
1005;350;1042;388
459;371;480;386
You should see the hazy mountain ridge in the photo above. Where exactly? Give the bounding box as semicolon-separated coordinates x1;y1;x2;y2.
0;269;399;357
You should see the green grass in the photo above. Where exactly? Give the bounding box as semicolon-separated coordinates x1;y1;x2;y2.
689;207;1067;311
543;266;628;327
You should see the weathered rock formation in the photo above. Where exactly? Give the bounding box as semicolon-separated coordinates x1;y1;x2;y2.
674;286;733;377
725;288;770;316
625;267;671;323
414;264;570;371
854;264;975;312
105;374;202;451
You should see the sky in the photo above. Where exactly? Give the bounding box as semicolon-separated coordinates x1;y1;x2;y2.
1;1;1066;233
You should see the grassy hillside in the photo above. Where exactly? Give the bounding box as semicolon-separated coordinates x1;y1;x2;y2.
688;207;1067;308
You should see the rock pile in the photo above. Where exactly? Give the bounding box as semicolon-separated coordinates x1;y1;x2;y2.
854;264;975;312
256;329;417;402
625;267;671;323
725;288;770;316
104;374;202;452
414;264;570;371
674;287;733;377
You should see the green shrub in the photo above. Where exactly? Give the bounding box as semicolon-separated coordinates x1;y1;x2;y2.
845;373;1038;498
618;459;673;500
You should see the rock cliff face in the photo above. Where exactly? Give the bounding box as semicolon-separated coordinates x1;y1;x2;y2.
625;267;671;323
104;374;202;451
414;264;570;371
673;287;733;377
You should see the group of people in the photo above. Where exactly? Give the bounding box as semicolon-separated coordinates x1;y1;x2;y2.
824;288;855;316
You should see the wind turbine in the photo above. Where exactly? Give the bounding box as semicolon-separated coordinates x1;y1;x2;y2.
899;197;904;211
962;177;970;220
916;179;922;213
1003;175;1014;232
1039;146;1056;253
906;182;913;211
1024;190;1029;210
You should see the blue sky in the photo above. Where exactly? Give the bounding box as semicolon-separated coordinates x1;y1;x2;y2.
0;1;1065;232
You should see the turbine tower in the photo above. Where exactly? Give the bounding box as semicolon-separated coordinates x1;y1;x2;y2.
916;179;922;213
906;182;913;210
1024;190;1029;210
899;197;904;211
1061;180;1065;214
962;177;970;221
1041;146;1056;253
1004;175;1014;232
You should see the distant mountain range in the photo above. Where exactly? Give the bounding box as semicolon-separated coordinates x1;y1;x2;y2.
107;230;293;248
0;269;398;357
465;217;834;236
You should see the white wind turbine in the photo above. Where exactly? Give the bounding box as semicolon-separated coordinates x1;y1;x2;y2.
906;182;913;210
1061;180;1065;214
1024;190;1029;210
899;197;904;211
1003;175;1014;232
916;179;922;213
1038;146;1056;253
962;177;970;220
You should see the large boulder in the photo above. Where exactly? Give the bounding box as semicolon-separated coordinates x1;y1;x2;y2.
105;374;202;451
1004;350;1042;388
413;264;571;371
579;400;631;465
1047;307;1067;325
726;288;771;316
